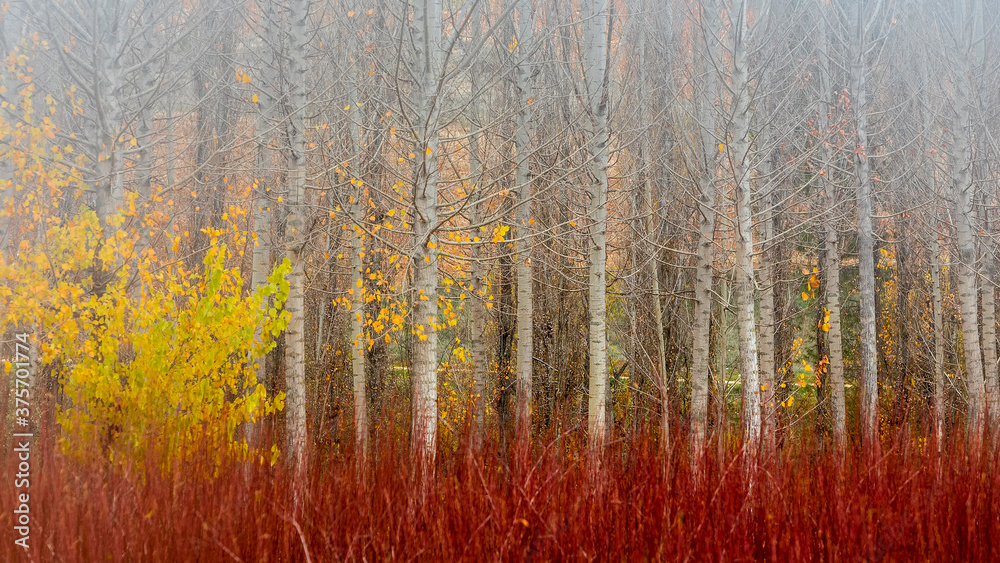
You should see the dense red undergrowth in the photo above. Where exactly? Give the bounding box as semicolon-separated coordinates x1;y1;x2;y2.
3;425;999;561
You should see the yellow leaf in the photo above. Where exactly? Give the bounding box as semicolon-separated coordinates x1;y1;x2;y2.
252;94;259;103
801;291;809;301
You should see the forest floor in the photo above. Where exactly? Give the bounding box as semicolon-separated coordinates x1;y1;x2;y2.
2;424;999;561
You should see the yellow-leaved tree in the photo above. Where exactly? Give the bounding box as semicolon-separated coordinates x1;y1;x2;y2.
0;49;289;468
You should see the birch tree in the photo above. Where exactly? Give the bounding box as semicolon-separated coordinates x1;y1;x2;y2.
408;0;443;463
513;0;535;446
278;0;311;471
942;0;986;443
688;0;721;462
582;0;610;446
848;0;881;455
723;0;762;455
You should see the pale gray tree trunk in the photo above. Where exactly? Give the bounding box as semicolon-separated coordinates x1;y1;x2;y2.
850;1;879;455
347;70;369;459
943;0;987;445
824;204;846;446
980;260;997;429
247;60;275;451
817;26;846;447
467;31;487;448
689;0;720;463
638;2;669;449
728;0;761;455
166;103;176;190
513;0;534;446
583;0;610;446
644;139;669;450
410;0;443;463
135;25;158;203
758;152;776;455
281;0;311;471
469;97;487;450
950;36;986;441
931;229;946;448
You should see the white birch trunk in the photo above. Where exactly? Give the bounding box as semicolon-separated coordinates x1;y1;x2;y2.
825;208;846;446
469;110;487;449
758;153;776;454
247;84;274;451
689;0;719;462
583;0;610;446
282;0;311;471
931;231;946;447
951;51;986;441
514;1;534;445
980;264;997;429
468;35;487;448
347;76;369;458
728;0;761;454
411;0;443;463
850;2;879;454
817;26;846;447
639;4;669;449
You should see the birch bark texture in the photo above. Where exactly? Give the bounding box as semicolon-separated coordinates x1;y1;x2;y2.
514;0;535;446
726;0;761;453
689;0;720;462
468;51;488;450
582;0;611;446
946;0;986;442
410;0;443;462
281;0;312;471
817;21;846;447
850;0;879;455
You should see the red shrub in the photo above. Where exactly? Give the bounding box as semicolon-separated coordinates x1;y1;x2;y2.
3;424;999;561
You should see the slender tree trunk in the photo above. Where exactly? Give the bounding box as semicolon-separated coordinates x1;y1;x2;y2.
136;54;155;202
468;63;487;451
714;284;728;463
758;152;777;456
931;227;946;448
851;2;879;456
513;0;534;446
690;0;719;466
824;207;846;447
345;29;369;457
247;89;274;451
348;184;368;455
645;148;668;449
166;103;176;190
815;18;846;449
728;0;761;456
281;0;311;472
583;0;610;447
980;262;997;430
951;59;985;443
638;4;669;450
410;0;443;464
